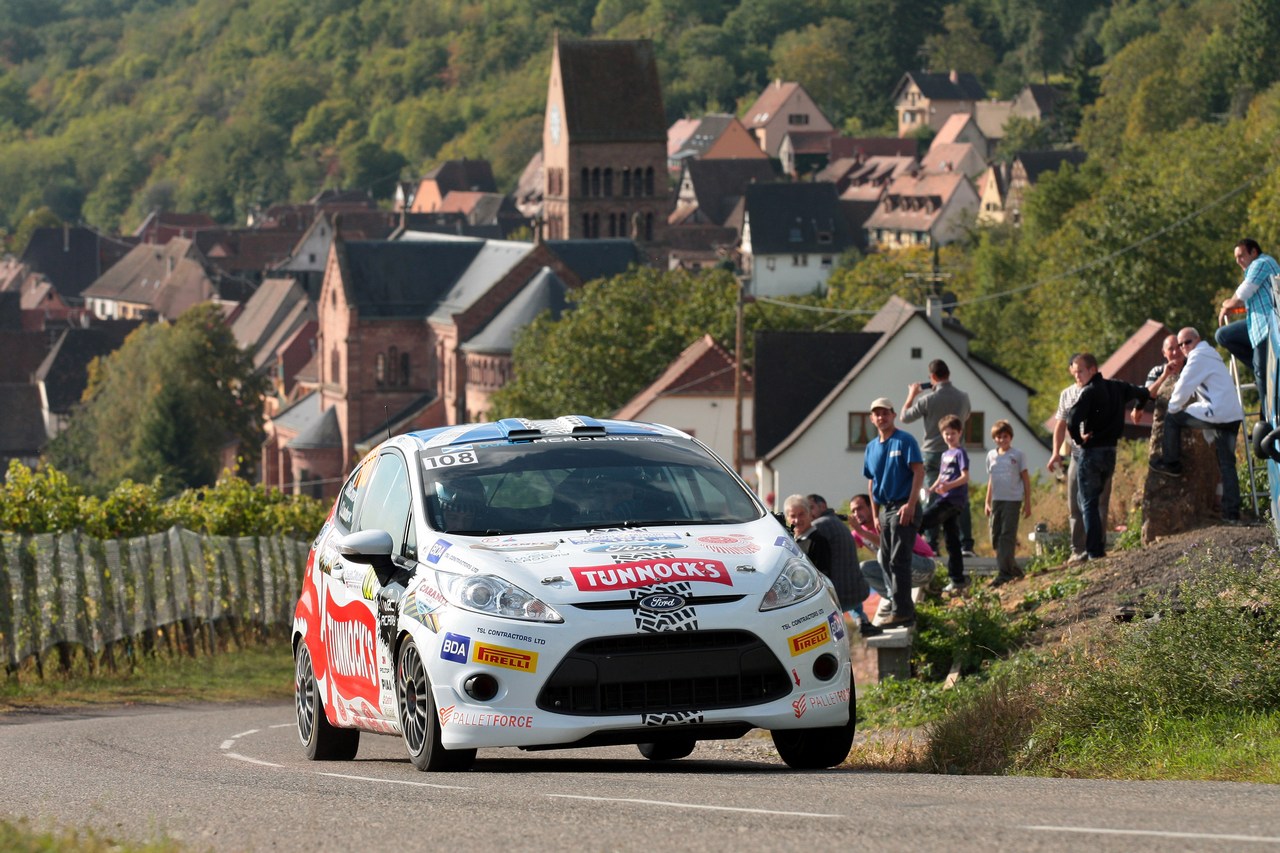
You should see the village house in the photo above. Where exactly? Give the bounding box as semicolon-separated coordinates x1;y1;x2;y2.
743;80;835;160
667;113;768;174
1004;149;1087;225
739;182;855;297
893;70;987;138
754;295;1048;503
864;171;979;249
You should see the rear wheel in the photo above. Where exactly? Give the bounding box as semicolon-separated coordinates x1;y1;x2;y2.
637;737;697;761
295;643;359;761
771;710;856;770
397;639;476;772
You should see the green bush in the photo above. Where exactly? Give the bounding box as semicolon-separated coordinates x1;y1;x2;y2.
912;589;1036;680
0;461;327;539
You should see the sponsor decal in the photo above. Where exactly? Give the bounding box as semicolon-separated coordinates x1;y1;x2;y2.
426;539;451;564
361;567;378;600
440;632;471;664
791;668;801;686
474;642;538;673
567;532;682;545
321;592;380;707
697;534;760;555
477;627;547;645
792;694;808;718
779;607;825;630
571;558;732;591
473;537;559;552
809;687;852;708
510;551;559;564
828;612;847;642
774;535;801;557
788;623;831;656
637;593;686;612
631;583;698;632
642;710;704;726
586;542;687;554
439;707;535;728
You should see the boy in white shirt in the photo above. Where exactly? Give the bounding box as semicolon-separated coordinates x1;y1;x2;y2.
985;419;1031;585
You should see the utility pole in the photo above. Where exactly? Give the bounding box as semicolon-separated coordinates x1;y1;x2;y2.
733;272;752;476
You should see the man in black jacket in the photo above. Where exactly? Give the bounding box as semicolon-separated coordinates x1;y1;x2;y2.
1067;353;1151;561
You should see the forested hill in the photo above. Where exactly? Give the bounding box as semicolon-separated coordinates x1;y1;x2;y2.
0;0;1216;238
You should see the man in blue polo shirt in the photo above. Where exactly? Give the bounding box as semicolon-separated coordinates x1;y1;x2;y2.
862;396;925;628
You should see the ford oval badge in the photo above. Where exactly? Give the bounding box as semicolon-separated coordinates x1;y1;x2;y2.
638;593;686;612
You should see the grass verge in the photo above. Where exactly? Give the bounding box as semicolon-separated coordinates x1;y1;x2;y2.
0;638;294;713
0;819;181;853
919;546;1280;781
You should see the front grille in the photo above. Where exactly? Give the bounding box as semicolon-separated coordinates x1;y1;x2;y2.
536;629;791;715
567;595;745;611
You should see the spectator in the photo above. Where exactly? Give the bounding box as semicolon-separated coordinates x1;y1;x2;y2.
1149;328;1245;523
849;494;938;621
1129;334;1186;425
863;396;925;628
1067;353;1151;561
782;494;829;573
984;419;1032;587
1217;238;1279;410
806;494;874;635
902;359;975;556
1046;354;1109;565
917;414;970;594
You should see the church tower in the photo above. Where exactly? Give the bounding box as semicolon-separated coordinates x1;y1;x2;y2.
542;35;669;256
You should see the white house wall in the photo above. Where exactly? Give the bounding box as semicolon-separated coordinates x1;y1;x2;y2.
762;315;1050;506
750;254;834;297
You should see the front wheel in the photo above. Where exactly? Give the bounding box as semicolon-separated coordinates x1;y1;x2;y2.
637;737;697;761
295;643;359;761
397;639;476;772
771;711;855;770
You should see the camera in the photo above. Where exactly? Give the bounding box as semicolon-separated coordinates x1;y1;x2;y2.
920;381;932;391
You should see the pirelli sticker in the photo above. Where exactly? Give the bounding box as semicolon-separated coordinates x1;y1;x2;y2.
788;623;831;656
474;642;538;673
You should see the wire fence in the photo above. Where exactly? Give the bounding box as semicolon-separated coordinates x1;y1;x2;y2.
0;527;309;677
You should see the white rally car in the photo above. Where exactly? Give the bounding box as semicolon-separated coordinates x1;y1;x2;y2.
293;416;855;771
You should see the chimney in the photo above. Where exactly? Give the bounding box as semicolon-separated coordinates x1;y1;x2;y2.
926;294;944;329
949;69;959;84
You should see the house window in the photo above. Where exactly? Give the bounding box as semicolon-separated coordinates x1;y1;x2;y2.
580;168;589;196
821;255;833;269
848;412;876;449
603;168;613;197
964;412;986;449
645;167;655;196
644;212;653;241
622;169;631;196
789;226;803;242
911;347;922;358
375;353;387;386
817;231;832;244
766;257;776;271
739;430;755;462
591;168;601;197
788;113;810;125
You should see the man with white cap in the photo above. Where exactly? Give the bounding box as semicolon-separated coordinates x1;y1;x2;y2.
1149;327;1245;522
862;396;925;628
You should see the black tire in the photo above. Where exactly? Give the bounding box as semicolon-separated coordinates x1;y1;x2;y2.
771;708;856;770
397;639;477;772
637;737;697;761
295;643;359;761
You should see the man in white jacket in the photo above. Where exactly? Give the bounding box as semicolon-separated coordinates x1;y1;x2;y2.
1149;327;1245;521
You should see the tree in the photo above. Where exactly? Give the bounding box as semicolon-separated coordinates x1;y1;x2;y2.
1234;0;1280;96
46;304;269;496
922;4;995;80
490;268;740;419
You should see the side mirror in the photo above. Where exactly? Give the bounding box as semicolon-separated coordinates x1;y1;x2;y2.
337;529;397;586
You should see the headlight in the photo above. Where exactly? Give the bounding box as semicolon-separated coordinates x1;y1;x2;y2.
759;558;824;611
436;572;563;623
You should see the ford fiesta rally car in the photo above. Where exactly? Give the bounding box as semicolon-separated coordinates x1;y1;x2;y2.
293;416;855;771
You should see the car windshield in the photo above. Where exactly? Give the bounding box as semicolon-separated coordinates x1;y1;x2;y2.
421;436;762;535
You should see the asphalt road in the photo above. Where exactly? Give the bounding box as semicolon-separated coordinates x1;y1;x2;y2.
2;702;1279;852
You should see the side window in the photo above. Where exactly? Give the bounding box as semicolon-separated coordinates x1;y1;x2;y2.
334;458;371;534
354;452;413;558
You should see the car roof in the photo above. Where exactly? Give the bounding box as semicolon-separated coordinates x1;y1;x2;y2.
403;415;692;448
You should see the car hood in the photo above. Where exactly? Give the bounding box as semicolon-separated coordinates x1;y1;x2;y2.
422;516;799;603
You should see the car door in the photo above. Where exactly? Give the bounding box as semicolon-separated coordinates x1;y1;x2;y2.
344;449;417;721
